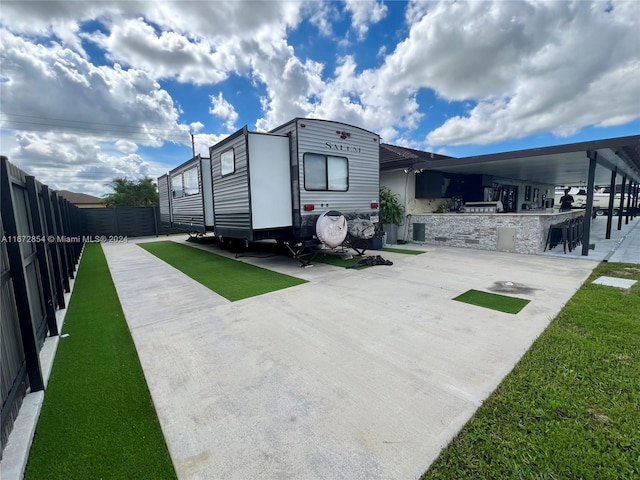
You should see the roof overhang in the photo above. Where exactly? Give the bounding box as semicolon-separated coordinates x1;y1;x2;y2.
413;135;640;186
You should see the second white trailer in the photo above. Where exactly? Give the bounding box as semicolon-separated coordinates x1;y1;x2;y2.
159;154;214;234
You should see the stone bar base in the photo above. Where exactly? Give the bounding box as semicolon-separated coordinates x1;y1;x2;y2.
408;210;584;254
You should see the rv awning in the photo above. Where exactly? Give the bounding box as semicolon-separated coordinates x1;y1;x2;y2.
412;135;640;186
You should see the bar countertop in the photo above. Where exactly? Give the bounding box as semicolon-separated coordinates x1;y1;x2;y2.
413;209;584;217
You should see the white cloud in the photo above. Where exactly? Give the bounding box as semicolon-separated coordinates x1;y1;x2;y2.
306;2;337;37
0;30;187;146
6;131;166;197
140;1;303;43
304;55;422;141
189;121;205;133
370;0;640;146
193;132;229;158
0;1;111;55
404;0;430;25
344;0;388;40
249;38;326;131
209;93;239;132
115;140;138;153
0;28;191;193
2;1;305;86
84;17;231;85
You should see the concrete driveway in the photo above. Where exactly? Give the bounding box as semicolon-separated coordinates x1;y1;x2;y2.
102;238;595;480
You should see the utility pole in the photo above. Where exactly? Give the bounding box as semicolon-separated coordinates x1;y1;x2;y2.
191;133;195;157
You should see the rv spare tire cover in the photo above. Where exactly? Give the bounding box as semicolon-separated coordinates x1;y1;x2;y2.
316;210;348;248
348;218;375;239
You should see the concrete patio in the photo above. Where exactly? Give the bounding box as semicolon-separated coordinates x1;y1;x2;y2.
100;238;597;480
3;211;638;480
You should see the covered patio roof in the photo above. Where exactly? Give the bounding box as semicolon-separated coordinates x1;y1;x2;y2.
409;135;640;186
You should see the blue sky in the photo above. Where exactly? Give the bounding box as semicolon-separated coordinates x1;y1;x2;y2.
1;0;639;196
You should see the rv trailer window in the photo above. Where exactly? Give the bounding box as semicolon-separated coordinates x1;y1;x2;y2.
303;153;348;191
327;156;348;190
183;167;199;195
304;153;326;189
171;174;184;198
220;148;235;176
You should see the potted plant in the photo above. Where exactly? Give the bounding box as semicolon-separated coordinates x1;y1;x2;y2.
379;186;404;244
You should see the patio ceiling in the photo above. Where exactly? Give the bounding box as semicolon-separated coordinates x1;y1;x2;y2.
412;135;640;186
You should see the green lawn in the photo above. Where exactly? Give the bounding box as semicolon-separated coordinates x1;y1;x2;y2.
422;262;640;479
139;241;306;301
25;243;176;480
453;289;530;314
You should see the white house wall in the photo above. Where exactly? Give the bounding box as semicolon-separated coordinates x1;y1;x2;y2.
380;170;452;219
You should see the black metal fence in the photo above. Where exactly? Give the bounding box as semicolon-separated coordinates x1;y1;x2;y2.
0;156;82;457
80;206;170;238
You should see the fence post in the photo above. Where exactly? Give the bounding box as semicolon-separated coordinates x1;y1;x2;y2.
59;197;75;279
51;192;71;292
25;177;59;336
114;208;120;236
153;206;159;237
0;157;45;391
40;185;66;308
71;203;83;260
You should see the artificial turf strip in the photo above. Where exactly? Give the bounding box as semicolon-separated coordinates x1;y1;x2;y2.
139;241;307;301
25;243;176;480
453;289;530;314
423;262;640;480
381;247;425;255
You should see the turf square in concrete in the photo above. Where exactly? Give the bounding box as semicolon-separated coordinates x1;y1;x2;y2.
592;276;637;289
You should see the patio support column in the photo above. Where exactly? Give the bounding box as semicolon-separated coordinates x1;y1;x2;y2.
618;175;626;231
625;181;632;224
606;167;617;239
582;151;597;256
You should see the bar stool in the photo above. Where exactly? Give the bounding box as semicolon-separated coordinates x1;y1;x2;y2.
545;221;569;253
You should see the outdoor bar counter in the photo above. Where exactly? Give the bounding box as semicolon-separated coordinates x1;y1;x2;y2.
408;210;585;254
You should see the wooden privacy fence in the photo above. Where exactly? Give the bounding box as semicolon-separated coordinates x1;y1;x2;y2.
0;156;82;457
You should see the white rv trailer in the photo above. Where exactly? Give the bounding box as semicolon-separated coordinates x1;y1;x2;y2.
158;154;214;234
209;118;381;251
